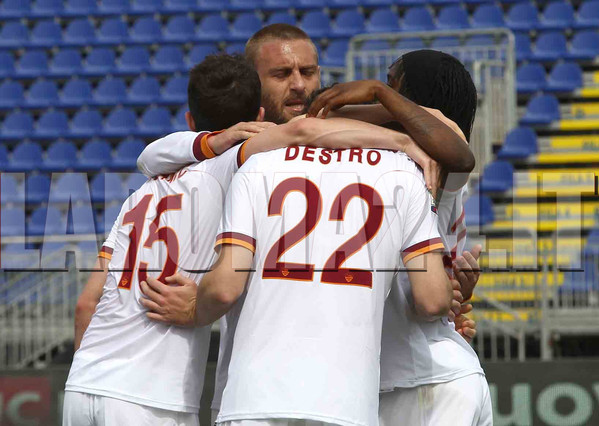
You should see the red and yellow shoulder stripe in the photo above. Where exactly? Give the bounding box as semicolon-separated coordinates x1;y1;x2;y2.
192;130;225;162
98;246;113;260
215;231;256;253
402;237;445;263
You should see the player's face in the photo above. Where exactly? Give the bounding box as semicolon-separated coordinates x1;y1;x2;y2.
254;39;320;124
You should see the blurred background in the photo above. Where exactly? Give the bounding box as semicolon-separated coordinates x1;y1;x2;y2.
0;0;598;424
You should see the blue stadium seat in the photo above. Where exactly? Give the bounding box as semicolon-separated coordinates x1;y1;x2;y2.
187;44;219;67
138;107;172;136
65;0;97;15
0;145;9;170
230;0;265;11
0;81;24;108
540;1;575;30
432;36;460;48
112;139;146;170
51;174;90;203
63;19;96;46
532;32;567;62
497;127;538;159
97;18;129;45
76;139;112;171
1;209;26;237
35;111;69;138
8;142;43;172
94;78;127;105
173;107;187;131
70;110;104;138
568;31;599;60
402;7;435;32
587;229;599;246
28;206;64;236
128;76;161;105
480;161;514;193
103;108;138;137
118;47;151;74
329;0;360;7
84;48;116;76
0;0;31;18
546;62;583;92
16;51;49;78
0;52;16;79
575;1;599;28
131;0;164;14
197;14;230;42
1;112;34;140
266;12;297;26
296;0;326;9
42;141;77;171
437;6;470;30
365;8;400;33
361;40;392;50
520;94;560;125
263;0;291;8
397;38;425;49
66;206;96;235
50;49;83;77
90;173;126;203
515;33;533;61
300;11;331;38
130;17;163;44
32;0;63;17
163;0;197;12
60;79;93;107
428;0;459;5
25;174;51;204
124;173;148;192
26;80;59;108
152;46;185;73
471;4;505;29
506;3;539;31
464;195;494;227
516;63;547;93
164;15;196;43
198;0;228;11
0;22;28;48
1;175;21;204
321;40;349;67
225;42;245;54
231;13;263;41
99;0;131;15
332;10;365;37
30;20;63;48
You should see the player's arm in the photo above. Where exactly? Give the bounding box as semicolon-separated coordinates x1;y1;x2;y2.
74;257;108;351
405;252;453;320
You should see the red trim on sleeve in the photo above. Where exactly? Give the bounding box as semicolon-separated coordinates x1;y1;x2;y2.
98;246;114;260
192;131;224;162
402;237;445;263
215;232;256;253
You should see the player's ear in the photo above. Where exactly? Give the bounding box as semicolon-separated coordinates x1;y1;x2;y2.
255;107;265;122
185;111;196;132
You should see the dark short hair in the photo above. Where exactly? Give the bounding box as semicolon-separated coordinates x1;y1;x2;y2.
245;24;317;66
188;54;261;131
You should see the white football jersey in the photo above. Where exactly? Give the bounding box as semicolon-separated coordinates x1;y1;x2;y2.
379;186;484;391
65;139;242;413
215;147;443;426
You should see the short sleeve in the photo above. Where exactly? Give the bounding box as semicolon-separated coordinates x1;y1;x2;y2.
214;169;256;253
200;144;243;190
99;208;124;261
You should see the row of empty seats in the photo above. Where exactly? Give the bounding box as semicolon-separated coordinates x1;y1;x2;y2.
516;62;584;93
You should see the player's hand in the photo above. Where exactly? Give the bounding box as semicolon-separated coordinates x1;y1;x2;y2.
306;80;384;118
139;274;198;327
209;120;276;155
402;140;442;199
454;304;476;343
448;279;463;322
453;244;482;302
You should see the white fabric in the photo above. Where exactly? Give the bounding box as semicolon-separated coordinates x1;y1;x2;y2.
219;420;336;426
216;148;442;426
379;186;484;391
137;131;207;177
66;145;242;413
62;391;199;426
378;373;492;426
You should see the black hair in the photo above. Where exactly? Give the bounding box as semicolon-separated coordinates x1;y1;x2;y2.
188;54;261;131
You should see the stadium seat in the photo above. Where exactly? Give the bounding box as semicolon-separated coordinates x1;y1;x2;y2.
568;31;599;60
118;47;151;74
26;80;59;108
130;17;163;44
480;161;514;193
51;174;90;203
103;108;138;137
575;1;599;28
69;110;103;138
25;174;51;204
296;0;326;9
28;206;64;236
532;32;568;62
0;145;9;171
8;142;42;172
99;0;131;15
516;63;547;93
0;81;24;108
30;20;63;48
225;42;245;54
187;44;219;67
0;52;16;79
300;11;331;38
65;0;97;15
128;76;161;105
546;62;583;92
131;0;164;14
32;0;63;17
361;40;392;50
84;48;116;76
197;14;230;41
520;94;560;125
515;33;533;61
506;2;539;31
432;36;460;48
138;107;172;136
60;79;93;107
152;46;185;73
16;50;49;78
321;40;349;67
0;0;31;18
112;139;146;170
397;38;426;49
539;1;575;30
198;0;227;11
50;49;83;77
94;78;127;106
437;6;470;30
1;112;34;140
97;18;129;45
464;195;494;227
90;173;126;203
428;0;459;5
331;10;365;37
366;8;400;33
329;0;360;7
63;19;96;46
35;111;69;138
66;206;96;235
497;127;538;159
0;22;29;48
1;209;26;237
402;8;435;32
164;15;196;43
163;0;197;12
471;4;505;29
42;141;77;171
262;0;291;8
229;0;265;11
76;140;113;172
173;107;187;131
266;12;297;26
587;229;599;246
124;173;148;192
1;175;22;204
231;13;263;41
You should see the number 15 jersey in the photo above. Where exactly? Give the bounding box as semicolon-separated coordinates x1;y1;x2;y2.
215;147;444;426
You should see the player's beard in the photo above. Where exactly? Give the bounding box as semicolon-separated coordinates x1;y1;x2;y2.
262;92;307;124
